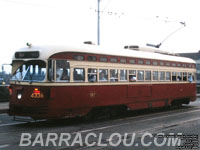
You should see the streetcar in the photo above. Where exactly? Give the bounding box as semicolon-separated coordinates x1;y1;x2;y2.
8;43;196;119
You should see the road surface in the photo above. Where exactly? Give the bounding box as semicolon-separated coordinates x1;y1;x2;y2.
0;99;200;150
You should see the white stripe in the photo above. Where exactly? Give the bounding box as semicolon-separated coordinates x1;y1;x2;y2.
0;119;47;127
0;144;10;148
9;81;196;86
0;122;25;127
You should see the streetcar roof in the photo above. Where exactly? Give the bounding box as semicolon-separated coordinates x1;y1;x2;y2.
12;44;195;64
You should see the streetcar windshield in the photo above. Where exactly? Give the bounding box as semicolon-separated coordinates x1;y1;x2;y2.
11;60;46;82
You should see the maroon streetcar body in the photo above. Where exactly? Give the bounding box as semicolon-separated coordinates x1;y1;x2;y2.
8;44;197;119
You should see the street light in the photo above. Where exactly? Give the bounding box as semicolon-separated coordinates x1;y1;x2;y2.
146;21;186;48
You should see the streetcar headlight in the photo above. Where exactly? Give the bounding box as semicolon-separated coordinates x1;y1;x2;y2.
17;93;22;100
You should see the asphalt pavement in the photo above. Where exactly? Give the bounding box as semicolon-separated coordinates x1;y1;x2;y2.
0;99;200;149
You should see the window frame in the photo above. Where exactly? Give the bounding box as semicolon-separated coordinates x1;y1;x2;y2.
73;55;84;61
87;56;97;61
99;69;108;82
129;70;137;82
145;70;151;81
129;59;136;64
99;57;108;62
166;72;171;81
120;69;128;81
110;58;118;63
137;70;144;81
172;72;177;81
138;60;144;65
55;60;70;82
153;71;159;81
146;60;151;65
110;69;118;82
153;61;158;66
120;58;127;63
88;68;97;82
73;68;85;82
159;71;165;81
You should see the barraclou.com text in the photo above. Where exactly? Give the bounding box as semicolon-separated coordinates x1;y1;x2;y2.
19;132;186;147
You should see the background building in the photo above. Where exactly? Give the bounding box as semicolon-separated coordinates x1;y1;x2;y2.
178;51;200;93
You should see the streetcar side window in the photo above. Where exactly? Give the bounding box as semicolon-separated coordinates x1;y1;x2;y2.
153;71;158;81
145;71;151;81
188;73;193;82
188;72;195;82
172;63;176;67
99;69;108;82
159;71;165;81
110;69;118;82
87;56;97;61
183;72;187;81
56;60;70;82
166;72;171;81
120;58;126;63
172;72;177;81
129;70;136;82
120;69;127;81
99;57;108;62
146;60;151;65
177;72;182;81
74;68;85;82
166;62;170;66
138;60;143;65
137;70;144;81
129;59;135;64
88;68;97;82
73;55;84;61
160;62;164;66
110;58;117;63
193;73;196;81
153;61;158;66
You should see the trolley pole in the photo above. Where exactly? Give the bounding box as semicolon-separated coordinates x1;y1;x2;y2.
97;0;100;45
146;21;186;48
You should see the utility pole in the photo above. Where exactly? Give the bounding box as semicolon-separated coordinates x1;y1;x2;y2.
97;0;100;45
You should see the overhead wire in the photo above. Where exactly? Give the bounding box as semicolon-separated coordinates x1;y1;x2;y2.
102;0;111;12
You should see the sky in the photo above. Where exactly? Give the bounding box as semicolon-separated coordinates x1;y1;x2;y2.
1;0;200;72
